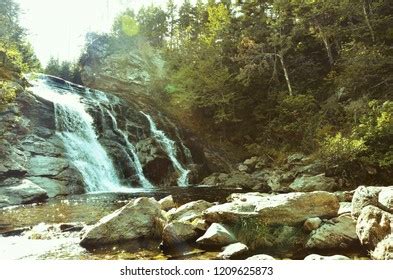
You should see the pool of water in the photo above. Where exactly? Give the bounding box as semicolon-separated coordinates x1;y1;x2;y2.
0;186;242;260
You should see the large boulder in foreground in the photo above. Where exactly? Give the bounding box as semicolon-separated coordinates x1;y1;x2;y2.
204;191;339;225
371;234;393;260
0;179;48;208
80;197;164;248
168;200;214;222
351;186;393;218
356;205;393;249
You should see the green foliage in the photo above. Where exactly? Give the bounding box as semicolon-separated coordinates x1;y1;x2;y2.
0;80;17;106
45;57;81;84
112;10;140;38
321;101;393;169
267;94;320;151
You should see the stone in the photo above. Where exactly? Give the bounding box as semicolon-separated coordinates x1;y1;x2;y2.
159;195;176;211
191;218;209;231
0;179;48;208
218;242;248;260
304;254;350;260
28;155;68;176
338;202;352;215
80;197;164;248
162;221;198;248
196;223;237;247
356;205;393;249
289;174;337;192
371;234;393;260
304;217;322;232
238;164;249;173
351;186;384;218
168;200;214;222
260;169;295;192
26;177;69;198
378;188;393;210
306;214;358;249
243;156;259;168
227;192;270;204
246;254;275;260
204;191;339;225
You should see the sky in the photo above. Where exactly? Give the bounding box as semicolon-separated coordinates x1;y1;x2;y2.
15;0;183;66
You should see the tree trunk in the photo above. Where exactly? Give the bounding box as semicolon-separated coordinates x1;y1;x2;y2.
278;54;293;96
363;0;375;42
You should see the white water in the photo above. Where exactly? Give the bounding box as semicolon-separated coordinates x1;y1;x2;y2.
106;109;154;189
29;77;121;192
140;112;190;186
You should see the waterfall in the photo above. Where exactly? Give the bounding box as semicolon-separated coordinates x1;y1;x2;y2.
140;112;190;186
29;76;122;192
106;109;154;189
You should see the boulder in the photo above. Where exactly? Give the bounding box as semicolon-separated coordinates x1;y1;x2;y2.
168;200;214;222
218;242;248;260
356;205;393;248
204;191;339;225
196;223;237;247
306;214;358;249
162;221;198;248
371;234;393;260
378;188;393;210
80;197;164;248
159;195;176;211
287;153;306;164
28;155;68;177
303;217;322;232
246;254;275;260
238;164;249;173
0;179;48;208
351;186;385;218
338;202;352;215
304;254;350;260
289;174;337;192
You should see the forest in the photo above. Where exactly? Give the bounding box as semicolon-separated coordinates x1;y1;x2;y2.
43;0;393;185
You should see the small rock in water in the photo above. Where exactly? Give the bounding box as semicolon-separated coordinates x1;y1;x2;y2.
218;242;248;260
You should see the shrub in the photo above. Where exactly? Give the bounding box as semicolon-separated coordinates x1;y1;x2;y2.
0;80;16;106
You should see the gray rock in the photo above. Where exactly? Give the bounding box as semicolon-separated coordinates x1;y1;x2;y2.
218;242;248;260
28;155;68;176
204;191;339;225
338;202;352;215
196;223;237;247
287;153;306;164
289;174;337;192
26;177;69;198
371;234;393;260
246;254;275;260
80;197;164;248
168;200;214;222
159;195;176;211
351;186;384;218
304;254;350;260
306;214;358;249
304;217;322;232
162;221;198;248
0;179;48;208
356;205;393;249
378;188;393;210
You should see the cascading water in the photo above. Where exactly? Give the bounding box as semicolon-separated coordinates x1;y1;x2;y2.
106;109;154;189
140;112;190;186
28;76;122;192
